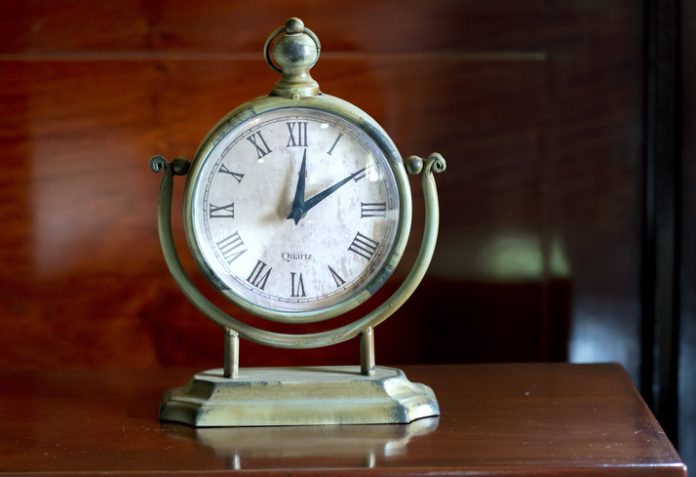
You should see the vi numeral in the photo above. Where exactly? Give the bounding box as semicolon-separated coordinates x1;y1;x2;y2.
247;260;272;290
348;232;380;261
286;121;308;147
217;231;247;264
290;272;306;298
247;131;272;159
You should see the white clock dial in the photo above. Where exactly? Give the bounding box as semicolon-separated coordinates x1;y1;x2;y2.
188;107;400;318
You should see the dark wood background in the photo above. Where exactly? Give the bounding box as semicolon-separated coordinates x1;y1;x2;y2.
0;0;692;470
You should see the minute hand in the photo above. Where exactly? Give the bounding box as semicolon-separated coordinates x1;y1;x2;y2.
302;167;366;214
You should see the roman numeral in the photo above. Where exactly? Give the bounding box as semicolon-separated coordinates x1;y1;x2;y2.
286;121;308;147
209;202;235;218
353;167;368;182
348;232;380;261
218;164;244;183
328;266;346;288
217;231;247;264
360;202;386;218
247;131;272;159
327;133;343;155
290;272;306;297
247;260;272;290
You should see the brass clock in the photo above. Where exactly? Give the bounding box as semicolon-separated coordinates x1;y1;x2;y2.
185;102;406;322
151;18;446;427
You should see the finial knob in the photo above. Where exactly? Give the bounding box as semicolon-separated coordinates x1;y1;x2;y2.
284;17;304;34
264;17;321;98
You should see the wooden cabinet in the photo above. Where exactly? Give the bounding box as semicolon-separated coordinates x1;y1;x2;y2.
0;364;685;476
2;0;692;470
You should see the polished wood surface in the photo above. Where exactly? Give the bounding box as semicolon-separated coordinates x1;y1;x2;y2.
0;364;685;476
0;1;645;370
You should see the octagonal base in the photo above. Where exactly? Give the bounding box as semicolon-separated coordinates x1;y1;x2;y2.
160;366;439;427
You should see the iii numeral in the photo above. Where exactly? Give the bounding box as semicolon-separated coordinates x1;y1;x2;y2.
286;121;308;147
218;164;244;183
217;231;247;264
327;266;346;288
247;131;272;159
360;202;386;218
209;202;235;218
348;232;380;261
290;272;306;297
247;260;272;290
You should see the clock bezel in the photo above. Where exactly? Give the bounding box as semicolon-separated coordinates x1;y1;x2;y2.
182;94;412;324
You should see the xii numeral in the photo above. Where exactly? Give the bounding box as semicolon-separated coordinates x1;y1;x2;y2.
290;272;306;297
286;121;308;147
360;202;386;218
217;231;247;264
209;202;235;218
247;260;272;290
348;232;380;261
247;131;272;159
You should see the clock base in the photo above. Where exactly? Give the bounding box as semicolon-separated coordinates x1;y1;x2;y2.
160;366;439;427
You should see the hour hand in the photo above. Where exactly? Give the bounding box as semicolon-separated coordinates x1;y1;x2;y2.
287;149;307;225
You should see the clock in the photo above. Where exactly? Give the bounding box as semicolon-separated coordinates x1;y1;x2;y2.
185;102;407;322
151;17;446;427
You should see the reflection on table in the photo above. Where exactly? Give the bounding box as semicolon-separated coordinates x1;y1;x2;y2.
163;417;439;470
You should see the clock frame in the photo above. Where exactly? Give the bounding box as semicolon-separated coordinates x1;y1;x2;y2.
150;17;446;427
182;95;412;324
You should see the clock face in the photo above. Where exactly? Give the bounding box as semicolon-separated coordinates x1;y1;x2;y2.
187;107;401;319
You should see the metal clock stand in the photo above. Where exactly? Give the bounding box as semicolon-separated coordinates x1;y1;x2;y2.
151;18;446;427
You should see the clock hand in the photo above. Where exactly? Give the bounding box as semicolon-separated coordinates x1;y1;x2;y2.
286;149;307;225
302;167;366;214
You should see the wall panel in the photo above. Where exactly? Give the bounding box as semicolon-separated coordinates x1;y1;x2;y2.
0;1;644;371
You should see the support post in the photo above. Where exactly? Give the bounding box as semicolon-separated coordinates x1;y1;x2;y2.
361;327;375;376
224;327;239;379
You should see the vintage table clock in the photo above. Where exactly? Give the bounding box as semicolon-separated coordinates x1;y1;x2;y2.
150;18;446;427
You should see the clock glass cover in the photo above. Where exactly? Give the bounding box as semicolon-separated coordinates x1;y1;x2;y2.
186;107;401;320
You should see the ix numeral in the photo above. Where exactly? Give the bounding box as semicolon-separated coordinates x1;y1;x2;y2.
247;131;272;159
218;164;244;183
247;260;272;290
290;272;306;297
360;202;386;218
348;232;380;261
327;266;346;288
209;202;235;218
217;231;247;264
286;121;308;147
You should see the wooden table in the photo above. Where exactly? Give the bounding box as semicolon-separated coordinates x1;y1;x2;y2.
0;364;686;476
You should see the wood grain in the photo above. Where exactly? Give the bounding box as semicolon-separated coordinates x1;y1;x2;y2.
0;364;686;475
0;1;644;369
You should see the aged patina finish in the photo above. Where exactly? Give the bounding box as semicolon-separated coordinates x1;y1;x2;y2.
151;17;446;426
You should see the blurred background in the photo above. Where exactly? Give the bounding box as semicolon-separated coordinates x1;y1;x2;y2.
1;0;693;469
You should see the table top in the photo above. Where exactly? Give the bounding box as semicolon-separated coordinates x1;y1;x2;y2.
0;363;686;476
